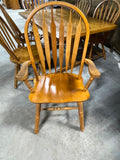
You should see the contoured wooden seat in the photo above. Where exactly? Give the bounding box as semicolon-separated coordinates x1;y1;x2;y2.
16;1;100;134
0;16;40;88
29;73;90;103
89;0;120;60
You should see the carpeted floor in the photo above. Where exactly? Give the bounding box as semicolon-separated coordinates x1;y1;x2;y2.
0;7;120;160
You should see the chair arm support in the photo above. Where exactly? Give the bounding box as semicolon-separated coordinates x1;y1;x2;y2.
85;58;101;78
84;58;101;89
16;60;31;81
16;60;33;91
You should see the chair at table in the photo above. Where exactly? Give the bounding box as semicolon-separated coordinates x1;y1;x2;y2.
75;0;91;16
0;16;40;88
88;0;120;60
0;4;40;46
21;0;44;10
16;1;100;134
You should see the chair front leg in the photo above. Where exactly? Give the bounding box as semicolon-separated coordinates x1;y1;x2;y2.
34;104;41;134
14;64;20;89
78;102;84;131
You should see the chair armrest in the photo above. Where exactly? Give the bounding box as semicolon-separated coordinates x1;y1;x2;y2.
84;58;101;89
85;58;101;78
16;60;31;81
16;61;33;91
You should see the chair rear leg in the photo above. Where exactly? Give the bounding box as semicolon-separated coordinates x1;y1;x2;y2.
78;102;84;131
14;64;20;89
89;43;93;59
38;62;40;75
34;104;41;134
101;42;106;59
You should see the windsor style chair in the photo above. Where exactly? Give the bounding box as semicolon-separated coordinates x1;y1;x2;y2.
0;4;40;46
22;0;44;10
16;1;100;134
88;0;120;60
75;0;91;16
0;16;40;88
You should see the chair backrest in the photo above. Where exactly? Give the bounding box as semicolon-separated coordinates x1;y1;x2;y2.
75;0;91;16
22;0;44;10
24;1;89;81
93;0;120;23
0;16;20;62
0;4;25;45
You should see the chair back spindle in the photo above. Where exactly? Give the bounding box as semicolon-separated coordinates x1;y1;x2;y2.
22;0;44;10
75;0;91;16
0;16;40;89
25;2;90;81
51;6;57;73
65;9;72;73
0;17;20;61
0;4;25;45
59;6;64;73
32;20;45;79
93;0;120;23
42;9;51;74
71;18;81;74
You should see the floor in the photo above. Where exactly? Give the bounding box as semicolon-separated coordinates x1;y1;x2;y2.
0;7;120;160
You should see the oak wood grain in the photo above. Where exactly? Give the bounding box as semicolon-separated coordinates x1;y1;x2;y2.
89;0;120;60
59;6;64;73
65;9;72;72
0;17;40;88
51;6;57;72
29;73;90;103
19;9;117;38
42;10;51;74
19;1;101;133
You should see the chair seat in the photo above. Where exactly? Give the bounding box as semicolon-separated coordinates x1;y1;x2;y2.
10;45;39;64
29;73;90;103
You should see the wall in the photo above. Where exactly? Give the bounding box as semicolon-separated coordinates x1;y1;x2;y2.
3;0;20;9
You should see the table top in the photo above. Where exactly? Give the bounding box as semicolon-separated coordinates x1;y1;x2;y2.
19;9;117;38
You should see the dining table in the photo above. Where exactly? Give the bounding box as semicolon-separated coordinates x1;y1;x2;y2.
19;8;117;70
19;8;117;38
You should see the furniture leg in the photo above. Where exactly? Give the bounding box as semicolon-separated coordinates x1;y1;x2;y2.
14;64;20;89
78;102;84;131
34;103;41;134
38;62;40;75
89;43;93;59
101;42;106;59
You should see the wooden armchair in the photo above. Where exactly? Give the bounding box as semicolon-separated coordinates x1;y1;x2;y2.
0;4;40;46
89;0;120;60
16;1;100;134
21;0;44;10
75;0;91;16
0;16;40;88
